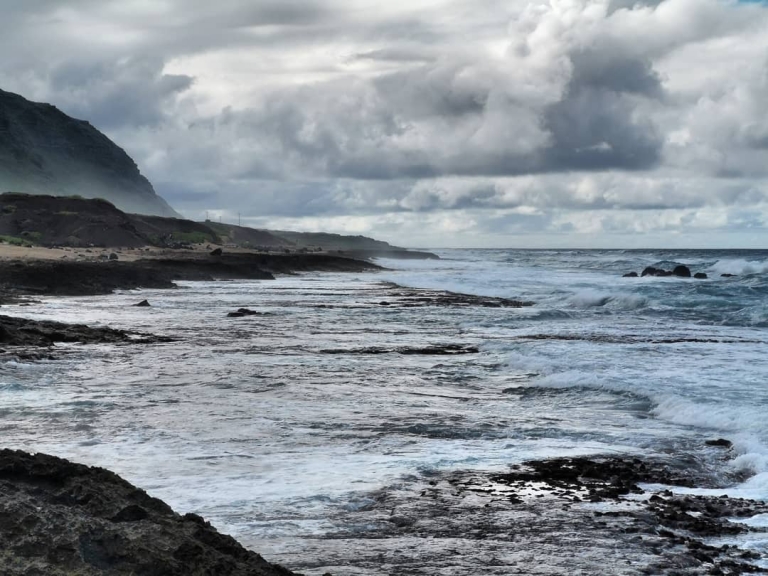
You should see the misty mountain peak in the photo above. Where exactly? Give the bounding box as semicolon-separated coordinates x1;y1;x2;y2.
0;88;177;217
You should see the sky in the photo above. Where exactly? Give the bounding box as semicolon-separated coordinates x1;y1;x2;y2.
1;0;768;248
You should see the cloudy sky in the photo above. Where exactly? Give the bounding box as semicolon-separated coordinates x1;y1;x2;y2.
2;0;768;247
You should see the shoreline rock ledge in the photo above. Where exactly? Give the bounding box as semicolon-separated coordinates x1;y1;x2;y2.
0;449;298;576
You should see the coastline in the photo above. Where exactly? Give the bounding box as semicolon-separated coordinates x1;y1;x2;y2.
1;249;767;574
0;245;382;304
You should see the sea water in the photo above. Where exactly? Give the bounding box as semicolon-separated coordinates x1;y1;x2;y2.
1;249;767;571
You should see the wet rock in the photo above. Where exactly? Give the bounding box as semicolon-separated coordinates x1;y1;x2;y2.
641;266;672;277
721;273;737;278
321;344;480;355
0;449;297;576
210;248;223;256
694;272;708;279
623;272;638;278
109;252;119;261
134;299;151;307
0;314;170;346
227;308;263;318
672;265;692;278
324;455;768;576
383;286;533;308
705;439;733;449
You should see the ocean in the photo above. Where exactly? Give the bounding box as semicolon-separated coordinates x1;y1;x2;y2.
2;248;768;573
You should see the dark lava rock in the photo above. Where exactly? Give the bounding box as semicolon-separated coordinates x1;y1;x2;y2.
134;300;151;307
641;266;672;277
706;439;733;448
0;449;297;575
227;308;262;318
672;265;692;278
0;314;169;346
386;288;533;308
109;252;119;261
721;273;737;278
694;272;708;279
210;248;223;256
321;344;480;355
623;272;638;278
641;266;693;278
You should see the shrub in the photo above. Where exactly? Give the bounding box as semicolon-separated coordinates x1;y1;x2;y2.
0;235;32;246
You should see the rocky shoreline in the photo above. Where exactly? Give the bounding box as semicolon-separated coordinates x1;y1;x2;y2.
0;449;299;576
300;451;767;575
0;251;381;303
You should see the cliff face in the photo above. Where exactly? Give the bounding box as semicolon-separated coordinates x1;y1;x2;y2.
0;88;178;217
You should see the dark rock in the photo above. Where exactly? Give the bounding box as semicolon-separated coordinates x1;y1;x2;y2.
705;439;733;449
641;266;672;277
134;300;151;307
210;248;223;256
108;253;119;261
0;314;170;346
623;272;638;278
721;273;736;278
227;308;262;318
694;272;708;279
672;265;692;278
0;449;296;575
321;344;480;355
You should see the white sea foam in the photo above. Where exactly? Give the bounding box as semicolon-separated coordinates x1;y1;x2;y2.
708;259;768;277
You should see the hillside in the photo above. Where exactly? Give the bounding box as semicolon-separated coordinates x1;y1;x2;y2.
0;88;177;217
268;230;439;259
0;193;215;248
269;230;395;251
205;222;293;249
0;193;438;258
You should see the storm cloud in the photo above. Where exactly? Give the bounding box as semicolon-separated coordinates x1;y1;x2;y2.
0;0;767;247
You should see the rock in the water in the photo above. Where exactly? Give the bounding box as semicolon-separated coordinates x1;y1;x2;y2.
705;438;733;448
109;252;119;261
0;449;296;576
623;272;638;278
227;308;262;318
694;272;708;279
135;300;151;307
672;265;691;278
721;273;736;278
210;248;223;256
641;266;671;277
0;314;168;346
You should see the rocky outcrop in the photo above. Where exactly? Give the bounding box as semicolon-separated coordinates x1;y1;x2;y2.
0;253;378;300
632;265;709;279
0;314;168;347
0;449;297;575
0;88;177;217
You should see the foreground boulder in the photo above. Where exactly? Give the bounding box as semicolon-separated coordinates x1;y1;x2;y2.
0;449;297;576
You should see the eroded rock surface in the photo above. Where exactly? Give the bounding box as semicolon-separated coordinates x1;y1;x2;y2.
0;449;298;576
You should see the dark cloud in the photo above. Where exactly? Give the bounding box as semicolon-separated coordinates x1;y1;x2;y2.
47;58;193;129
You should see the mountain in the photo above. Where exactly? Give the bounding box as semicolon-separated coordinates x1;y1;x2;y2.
0;88;177;217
